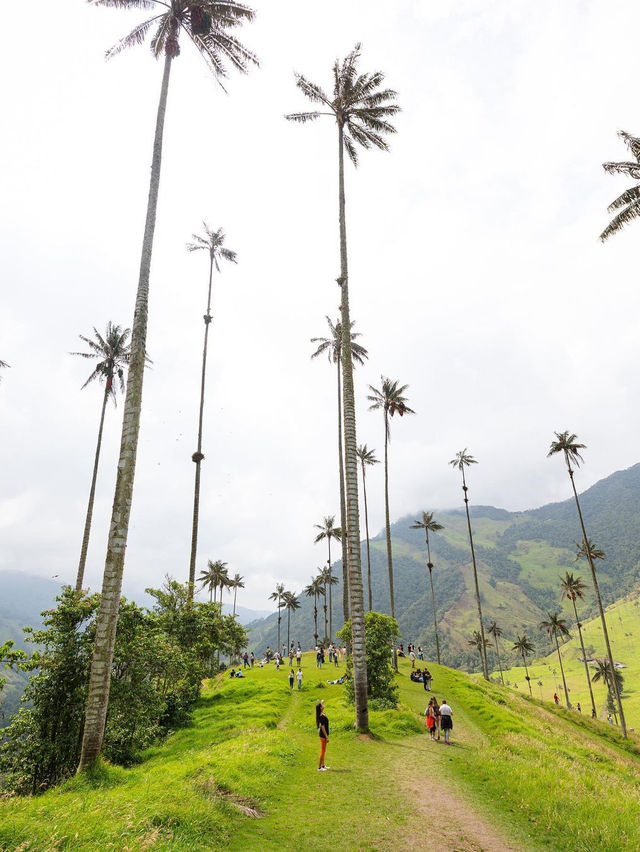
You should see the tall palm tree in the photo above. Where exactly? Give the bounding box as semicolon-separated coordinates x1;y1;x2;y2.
312;318;368;622
367;377;415;619
80;0;257;771
468;631;491;670
314;516;342;639
548;432;626;736
450;449;488;680
304;575;325;647
199;559;228;603
356;444;379;612
410;511;444;664
186;223;237;602
287;44;399;731
591;659;624;723
320;565;339;644
269;582;285;655
229;572;244;616
600;130;640;242
560;570;596;718
282;591;301;652
487;621;504;686
539;611;571;709
71;323;132;592
512;635;535;697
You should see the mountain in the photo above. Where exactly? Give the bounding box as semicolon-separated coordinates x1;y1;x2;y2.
247;463;640;669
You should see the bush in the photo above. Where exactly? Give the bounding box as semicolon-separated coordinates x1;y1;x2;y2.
337;611;399;707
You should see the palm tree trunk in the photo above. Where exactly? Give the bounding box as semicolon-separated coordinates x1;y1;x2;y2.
571;597;596;717
461;469;489;680
426;533;440;665
323;583;328;643
567;465;626;736
383;413;395;619
188;253;215;602
493;636;504;686
328;539;333;641
233;585;237;616
337;122;368;730
79;52;173;771
76;383;110;591
313;598;318;646
555;633;571;708
522;654;532;697
286;609;291;651
362;464;373;612
337;358;349;623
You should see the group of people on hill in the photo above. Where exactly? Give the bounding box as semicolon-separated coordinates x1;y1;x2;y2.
410;668;433;690
425;696;453;744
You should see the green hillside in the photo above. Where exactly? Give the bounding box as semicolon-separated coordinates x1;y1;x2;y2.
1;654;639;850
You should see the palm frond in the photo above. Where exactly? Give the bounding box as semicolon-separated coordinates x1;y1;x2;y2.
606;185;640;213
618;129;640;163
294;74;331;107
195;27;258;78
150;15;170;58
600;202;640;242
90;0;156;8
105;15;160;59
285;111;322;123
344;135;358;166
602;161;640;179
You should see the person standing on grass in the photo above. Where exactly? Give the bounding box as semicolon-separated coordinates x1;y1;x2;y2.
432;697;441;741
425;697;436;740
296;648;302;667
289;668;295;689
316;700;330;771
296;668;303;691
409;649;416;669
439;699;453;745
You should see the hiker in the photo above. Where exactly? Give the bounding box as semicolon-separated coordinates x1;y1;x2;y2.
296;668;303;691
423;669;432;691
554;692;559;705
607;713;613;725
289;668;295;689
418;645;424;661
296;648;302;667
316;648;323;669
439;699;453;745
289;648;294;667
425;698;436;740
409;649;416;669
576;702;582;713
316;700;330;771
432;697;441;740
243;651;249;668
250;652;255;667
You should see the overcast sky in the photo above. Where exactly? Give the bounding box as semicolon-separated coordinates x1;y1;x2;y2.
2;1;640;610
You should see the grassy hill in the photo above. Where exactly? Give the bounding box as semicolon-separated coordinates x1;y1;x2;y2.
1;655;639;849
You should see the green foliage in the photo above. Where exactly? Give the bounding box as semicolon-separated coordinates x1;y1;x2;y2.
338;611;399;706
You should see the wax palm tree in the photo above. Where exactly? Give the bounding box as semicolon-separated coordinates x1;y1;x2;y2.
367;377;415;620
287;44;399;730
229;572;244;616
283;591;301;652
356;444;379;612
512;635;535;697
539;611;571;709
600;131;640;242
71;323;132;592
410;511;444;664
591;659;624;723
186;223;237;602
314;516;342;639
269;582;285;655
560;570;596;718
304;575;325;647
487;621;504;686
548;432;626;736
80;0;257;771
468;631;491;670
199;559;228;603
449;449;488;680
312;318;368;622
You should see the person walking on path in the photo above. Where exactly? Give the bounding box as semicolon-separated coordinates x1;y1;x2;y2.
289;648;294;667
316;700;330;771
439;699;453;745
296;668;303;691
409;650;416;669
289;668;295;689
296;648;302;667
432;697;441;741
425;697;436;741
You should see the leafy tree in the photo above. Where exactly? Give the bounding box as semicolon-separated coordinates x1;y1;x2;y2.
539;611;571;708
282;591;300;652
287;44;399;730
368;377;415;620
303;575;325;647
356;444;379;611
81;0;257;771
71;323;133;591
314;516;342;640
312;318;368;622
338;612;399;708
600;130;640;242
560;570;596;717
450;449;489;679
269;582;285;654
487;620;504;686
512;635;535;697
410;511;444;664
548;431;626;735
185;224;237;601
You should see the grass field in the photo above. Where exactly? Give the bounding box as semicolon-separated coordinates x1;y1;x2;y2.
1;654;640;850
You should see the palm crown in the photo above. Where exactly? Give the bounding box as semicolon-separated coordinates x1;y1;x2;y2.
539;611;570;641
356;444;379;469
547;431;586;471
314;516;342;546
367;377;415;438
285;43;400;166
575;539;605;563
311;317;368;366
449;449;478;473
186;222;237;269
560;571;586;603
71;323;133;402
513;635;535;657
410;511;444;536
600;131;640;242
487;621;502;639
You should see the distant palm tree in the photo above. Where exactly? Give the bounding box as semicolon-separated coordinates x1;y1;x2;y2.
356;444;379;612
512;635;535;697
314;516;342;639
367;377;415;619
600;130;640;242
229;573;244;616
539;611;571;709
283;591;301;652
304;575;325;647
80;0;257;771
186;223;237;602
410;511;444;664
468;631;491;670
71;323;132;592
548;431;626;736
312;318;368;622
560;570;596;718
199;559;229;603
450;449;488;680
591;659;624;724
487;621;504;685
287;44;399;730
269;582;286;655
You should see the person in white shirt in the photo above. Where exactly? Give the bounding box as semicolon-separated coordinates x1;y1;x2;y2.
439;700;453;745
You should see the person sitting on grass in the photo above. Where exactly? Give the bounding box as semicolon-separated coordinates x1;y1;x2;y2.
235;668;244;678
229;668;236;678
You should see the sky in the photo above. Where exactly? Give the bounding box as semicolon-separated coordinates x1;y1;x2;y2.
2;0;640;611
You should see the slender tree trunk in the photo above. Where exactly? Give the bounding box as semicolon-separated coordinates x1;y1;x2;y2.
461;469;489;680
425;533;440;665
286;609;291;651
361;463;373;612
277;600;281;654
323;583;328;643
337;122;368;729
555;633;571;708
79;53;173;771
493;635;504;686
233;586;237;616
313;598;318;646
337;358;349;623
522;654;532;697
571;597;596;717
188;253;214;602
383;413;395;618
567;464;626;736
76;383;110;591
328;538;333;641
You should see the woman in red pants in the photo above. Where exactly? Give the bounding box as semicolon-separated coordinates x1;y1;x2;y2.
316;700;330;771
